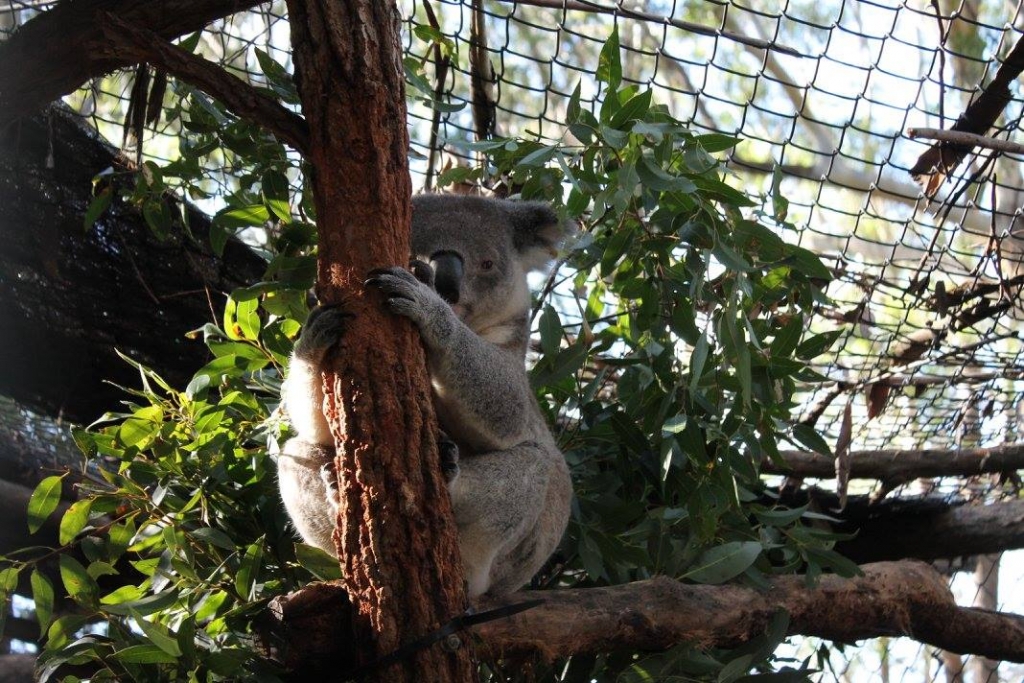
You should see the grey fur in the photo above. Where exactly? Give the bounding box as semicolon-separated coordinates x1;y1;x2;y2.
278;194;572;599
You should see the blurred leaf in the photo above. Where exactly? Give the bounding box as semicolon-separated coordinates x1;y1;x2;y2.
31;570;55;634
596;26;622;90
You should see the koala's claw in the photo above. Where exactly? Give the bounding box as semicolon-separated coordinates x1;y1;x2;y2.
438;432;460;484
366;267;433;314
293;305;351;362
319;460;341;516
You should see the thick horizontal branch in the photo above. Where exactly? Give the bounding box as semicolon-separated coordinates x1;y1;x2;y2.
768;443;1024;482
265;561;1024;677
0;0;263;122
836;498;1024;564
94;13;309;154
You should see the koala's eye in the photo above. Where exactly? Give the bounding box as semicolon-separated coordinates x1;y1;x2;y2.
481;259;494;271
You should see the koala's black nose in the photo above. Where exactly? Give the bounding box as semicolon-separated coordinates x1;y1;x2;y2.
430;251;464;304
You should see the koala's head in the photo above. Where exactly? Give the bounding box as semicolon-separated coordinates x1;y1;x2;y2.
411;194;567;337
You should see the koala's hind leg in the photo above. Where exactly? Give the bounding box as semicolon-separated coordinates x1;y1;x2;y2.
278;439;338;555
449;442;570;599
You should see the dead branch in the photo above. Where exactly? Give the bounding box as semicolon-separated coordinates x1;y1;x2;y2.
0;0;264;123
93;13;309;154
908;128;1024;156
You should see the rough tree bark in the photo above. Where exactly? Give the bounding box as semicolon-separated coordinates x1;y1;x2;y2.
284;2;474;681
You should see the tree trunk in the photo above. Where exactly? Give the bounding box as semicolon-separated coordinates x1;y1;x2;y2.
969;554;1000;683
284;2;474;681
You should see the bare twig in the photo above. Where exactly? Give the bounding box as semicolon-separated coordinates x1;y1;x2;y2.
495;0;802;57
908;128;1024;156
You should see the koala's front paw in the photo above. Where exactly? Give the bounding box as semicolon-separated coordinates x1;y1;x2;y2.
319;460;341;518
293;305;351;363
365;266;444;327
438;431;460;485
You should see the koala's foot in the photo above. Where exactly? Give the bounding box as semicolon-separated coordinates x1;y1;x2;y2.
438;432;460;484
319;460;341;518
293;305;351;364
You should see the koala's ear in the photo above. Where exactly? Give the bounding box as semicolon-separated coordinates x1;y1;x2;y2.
506;201;570;272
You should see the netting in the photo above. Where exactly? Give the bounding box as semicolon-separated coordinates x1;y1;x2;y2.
4;0;1024;679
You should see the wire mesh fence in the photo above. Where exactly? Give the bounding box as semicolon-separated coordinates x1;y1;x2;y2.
3;0;1024;679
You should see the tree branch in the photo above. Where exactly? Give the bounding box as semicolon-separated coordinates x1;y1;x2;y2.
908;127;1024;156
93;12;309;154
835;498;1024;564
496;0;801;57
0;0;264;123
265;561;1024;676
768;443;1024;482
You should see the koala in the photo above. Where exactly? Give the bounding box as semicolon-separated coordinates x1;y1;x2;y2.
278;194;572;599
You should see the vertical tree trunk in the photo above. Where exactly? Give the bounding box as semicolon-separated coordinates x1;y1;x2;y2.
969;554;1000;683
284;2;474;681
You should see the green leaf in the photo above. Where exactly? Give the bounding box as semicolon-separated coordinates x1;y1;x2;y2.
213;204;270;231
83;187;113;231
192;527;237;551
791;424;832;457
254;48;300;104
609;88;652;129
538;305;562;357
262;170;292;223
689;333;710;391
31;570;55;634
101;588;178;616
294;543;343;581
235;541;263;600
224;293;261;341
795;330;842;360
28;475;63;534
59;499;93;545
596;25;622;90
130;609;182;657
59;556;99;605
684;541;762;584
117;405;164;450
112;644;179;665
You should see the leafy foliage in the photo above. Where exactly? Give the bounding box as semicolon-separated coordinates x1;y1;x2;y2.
5;24;846;683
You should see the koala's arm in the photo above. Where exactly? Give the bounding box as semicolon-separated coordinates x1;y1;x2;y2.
367;268;540;452
281;306;350;446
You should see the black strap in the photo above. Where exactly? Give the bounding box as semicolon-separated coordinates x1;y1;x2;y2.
345;598;545;679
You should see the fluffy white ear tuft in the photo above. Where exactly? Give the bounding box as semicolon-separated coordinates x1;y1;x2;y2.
506;201;572;272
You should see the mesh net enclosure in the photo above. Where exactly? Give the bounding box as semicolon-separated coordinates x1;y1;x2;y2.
3;0;1024;680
